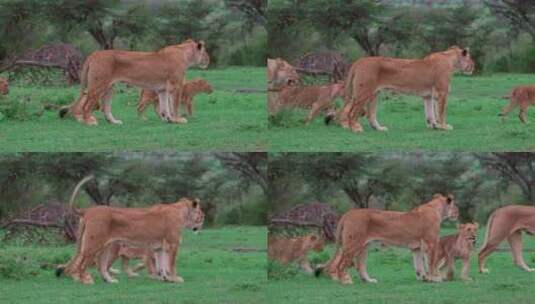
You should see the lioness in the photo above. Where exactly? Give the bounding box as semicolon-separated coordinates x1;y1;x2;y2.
338;46;474;133
268;233;325;274
137;78;213;119
56;197;204;284
499;85;535;123
267;58;300;116
273;82;345;124
479;205;535;273
0;77;8;95
59;39;209;125
316;194;458;284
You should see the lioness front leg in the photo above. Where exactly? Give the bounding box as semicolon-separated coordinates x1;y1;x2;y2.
435;91;452;130
424;240;442;282
412;250;427;280
157;92;172;122
167;244;184;283
168;91;187;124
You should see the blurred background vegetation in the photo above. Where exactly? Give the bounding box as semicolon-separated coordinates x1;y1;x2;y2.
268;0;535;73
0;0;267;68
0;152;267;226
268;152;535;224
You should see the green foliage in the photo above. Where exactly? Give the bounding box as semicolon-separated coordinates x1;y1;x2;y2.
0;94;44;121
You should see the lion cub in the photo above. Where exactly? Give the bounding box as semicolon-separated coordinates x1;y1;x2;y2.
0;77;8;95
268;233;325;274
137;78;213;119
275;82;345;124
500;85;535;123
438;223;478;281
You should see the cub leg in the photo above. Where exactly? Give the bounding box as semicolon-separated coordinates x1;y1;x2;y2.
519;104;528;123
461;256;472;281
445;255;455;281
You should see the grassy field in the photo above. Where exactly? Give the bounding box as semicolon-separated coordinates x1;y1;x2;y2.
267;228;535;304
0;226;267;304
268;73;535;152
0;67;266;152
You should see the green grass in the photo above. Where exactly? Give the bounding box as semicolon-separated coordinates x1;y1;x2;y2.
0;67;266;152
0;226;267;304
267;73;535;152
267;228;535;304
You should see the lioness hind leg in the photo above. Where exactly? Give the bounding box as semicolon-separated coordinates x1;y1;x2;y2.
356;245;377;283
478;241;500;274
101;88;123;125
367;95;387;132
508;231;535;272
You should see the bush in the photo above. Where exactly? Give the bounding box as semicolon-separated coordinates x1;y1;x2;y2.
0;95;44;121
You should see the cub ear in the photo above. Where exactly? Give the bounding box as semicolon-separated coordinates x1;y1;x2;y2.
474;223;479;229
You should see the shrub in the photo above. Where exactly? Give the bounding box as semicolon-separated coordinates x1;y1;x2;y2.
0;95;44;121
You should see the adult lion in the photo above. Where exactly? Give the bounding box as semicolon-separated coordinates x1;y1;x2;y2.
316;194;458;284
479;205;535;274
267;58;300;115
59;39;209;125
268;233;325;274
499;85;535;123
56;177;205;284
338;46;474;133
0;77;8;95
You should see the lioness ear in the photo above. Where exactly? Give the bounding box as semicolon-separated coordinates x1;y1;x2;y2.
197;41;203;51
192;198;200;208
461;49;468;57
446;195;453;204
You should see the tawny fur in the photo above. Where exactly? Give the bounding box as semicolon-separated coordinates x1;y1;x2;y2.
436;223;478;281
318;194;459;285
268;234;325;273
0;77;8;95
339;46;475;133
59;39;209;126
274;82;345;124
500;85;535;123
56;198;204;284
479;205;535;273
137;79;213;119
267;58;300;115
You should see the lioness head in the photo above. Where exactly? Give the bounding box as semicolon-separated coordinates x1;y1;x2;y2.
452;46;475;75
192;40;210;69
0;77;8;95
267;58;300;89
457;223;478;246
434;193;459;221
305;234;325;252
183;198;205;232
